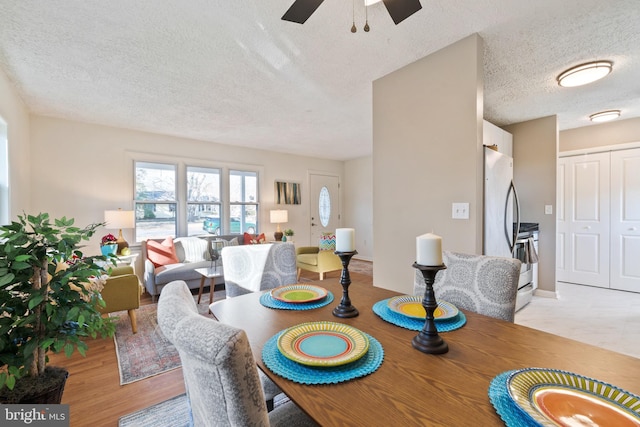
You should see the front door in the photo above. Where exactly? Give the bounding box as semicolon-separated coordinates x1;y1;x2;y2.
309;173;340;246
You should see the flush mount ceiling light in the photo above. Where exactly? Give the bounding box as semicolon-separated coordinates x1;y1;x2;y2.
557;61;613;87
589;110;621;123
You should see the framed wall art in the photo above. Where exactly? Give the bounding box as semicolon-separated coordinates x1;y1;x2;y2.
275;181;301;205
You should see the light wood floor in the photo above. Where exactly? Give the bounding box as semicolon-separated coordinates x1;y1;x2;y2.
49;269;352;427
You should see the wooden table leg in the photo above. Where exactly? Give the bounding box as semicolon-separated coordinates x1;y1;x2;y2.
209;279;215;304
198;276;205;303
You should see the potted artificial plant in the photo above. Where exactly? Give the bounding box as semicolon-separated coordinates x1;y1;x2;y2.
0;213;116;403
283;229;294;242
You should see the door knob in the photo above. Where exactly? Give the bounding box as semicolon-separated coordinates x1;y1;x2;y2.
630;227;637;231
583;226;591;230
311;223;316;226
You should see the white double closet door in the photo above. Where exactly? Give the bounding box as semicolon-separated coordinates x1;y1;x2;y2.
557;147;640;292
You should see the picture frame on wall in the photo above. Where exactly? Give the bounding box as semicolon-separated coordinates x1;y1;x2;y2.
275;181;301;205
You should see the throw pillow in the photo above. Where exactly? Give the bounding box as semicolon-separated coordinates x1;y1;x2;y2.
146;237;180;267
244;232;266;245
175;237;208;263
319;232;336;251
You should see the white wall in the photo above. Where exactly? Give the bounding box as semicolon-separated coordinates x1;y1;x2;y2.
343;156;373;261
372;34;484;293
0;67;31;220
27;116;344;254
560;117;640;152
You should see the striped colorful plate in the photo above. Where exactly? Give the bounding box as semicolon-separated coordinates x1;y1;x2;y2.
270;284;328;304
507;368;640;426
277;321;369;367
387;295;458;320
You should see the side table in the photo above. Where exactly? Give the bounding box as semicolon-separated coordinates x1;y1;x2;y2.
196;266;224;304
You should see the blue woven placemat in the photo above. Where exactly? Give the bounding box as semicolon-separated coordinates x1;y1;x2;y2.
262;331;384;385
259;291;334;310
488;370;540;427
372;299;466;332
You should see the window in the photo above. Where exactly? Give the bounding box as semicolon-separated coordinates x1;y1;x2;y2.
134;162;177;240
187;166;221;236
133;161;259;240
230;170;258;234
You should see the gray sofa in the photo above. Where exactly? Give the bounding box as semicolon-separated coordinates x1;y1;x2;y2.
142;234;245;300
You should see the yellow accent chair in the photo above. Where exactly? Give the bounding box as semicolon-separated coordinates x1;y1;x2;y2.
98;265;142;333
296;247;343;280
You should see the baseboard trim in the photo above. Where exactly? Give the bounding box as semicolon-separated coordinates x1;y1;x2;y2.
533;289;557;299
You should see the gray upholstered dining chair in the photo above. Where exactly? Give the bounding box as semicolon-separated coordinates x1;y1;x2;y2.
413;251;522;322
157;281;317;426
221;243;298;298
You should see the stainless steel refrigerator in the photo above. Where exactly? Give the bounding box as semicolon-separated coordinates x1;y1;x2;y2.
483;146;520;258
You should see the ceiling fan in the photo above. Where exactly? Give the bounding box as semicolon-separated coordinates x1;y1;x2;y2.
282;0;422;26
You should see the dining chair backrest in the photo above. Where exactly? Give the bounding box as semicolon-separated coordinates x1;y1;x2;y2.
157;280;270;426
413;251;522;322
221;242;297;297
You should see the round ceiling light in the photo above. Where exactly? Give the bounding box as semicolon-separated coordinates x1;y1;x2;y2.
589;110;621;123
557;61;613;87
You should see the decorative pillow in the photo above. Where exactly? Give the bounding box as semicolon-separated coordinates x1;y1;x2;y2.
227;237;239;246
319;232;336;251
175;237;209;263
146;237;180;267
244;232;266;245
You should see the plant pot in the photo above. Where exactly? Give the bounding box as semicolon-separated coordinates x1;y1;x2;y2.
0;366;69;404
101;243;118;256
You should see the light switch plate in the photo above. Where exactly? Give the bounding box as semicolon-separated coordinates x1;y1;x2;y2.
452;203;469;219
545;205;553;215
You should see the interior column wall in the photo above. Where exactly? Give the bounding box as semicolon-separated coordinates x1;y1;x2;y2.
505;116;558;293
372;34;484;293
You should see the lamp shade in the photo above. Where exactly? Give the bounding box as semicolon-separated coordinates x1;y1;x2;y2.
270;210;288;224
104;210;135;229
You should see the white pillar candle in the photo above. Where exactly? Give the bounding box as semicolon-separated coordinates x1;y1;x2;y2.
416;233;443;266
336;228;356;252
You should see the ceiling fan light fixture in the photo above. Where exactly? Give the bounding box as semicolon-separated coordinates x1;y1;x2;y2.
589;110;621;123
557;61;613;87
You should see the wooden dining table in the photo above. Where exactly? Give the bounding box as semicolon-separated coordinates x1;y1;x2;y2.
210;277;640;426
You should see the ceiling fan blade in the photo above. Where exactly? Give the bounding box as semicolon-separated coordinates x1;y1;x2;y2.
282;0;325;24
382;0;422;25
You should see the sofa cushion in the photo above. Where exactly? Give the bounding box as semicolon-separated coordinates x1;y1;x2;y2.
147;237;180;267
297;253;319;266
174;236;210;263
154;260;213;285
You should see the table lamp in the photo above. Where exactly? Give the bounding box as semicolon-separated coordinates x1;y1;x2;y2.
270;209;288;241
104;208;135;255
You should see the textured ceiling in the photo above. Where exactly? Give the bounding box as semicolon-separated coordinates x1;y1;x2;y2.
1;1;639;160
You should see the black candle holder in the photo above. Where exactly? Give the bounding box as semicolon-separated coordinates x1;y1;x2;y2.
412;262;448;354
332;250;359;318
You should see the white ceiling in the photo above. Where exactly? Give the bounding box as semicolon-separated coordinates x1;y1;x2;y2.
1;1;639;161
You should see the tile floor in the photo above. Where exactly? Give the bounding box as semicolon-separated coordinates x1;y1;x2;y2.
515;281;640;359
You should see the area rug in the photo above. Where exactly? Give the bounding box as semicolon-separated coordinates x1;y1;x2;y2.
119;394;190;427
111;291;224;385
350;259;373;276
119;393;290;426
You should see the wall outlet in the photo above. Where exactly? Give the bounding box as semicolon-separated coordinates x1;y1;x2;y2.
545;205;553;215
452;202;470;219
